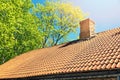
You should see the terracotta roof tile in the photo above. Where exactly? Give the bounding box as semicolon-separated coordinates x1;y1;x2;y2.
116;62;120;68
0;27;120;79
111;63;116;68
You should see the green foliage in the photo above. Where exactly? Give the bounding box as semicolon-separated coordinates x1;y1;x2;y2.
33;0;85;47
0;0;42;64
0;0;85;64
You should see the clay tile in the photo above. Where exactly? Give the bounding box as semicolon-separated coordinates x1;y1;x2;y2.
100;60;104;65
92;65;97;70
96;57;100;61
117;55;120;59
113;49;117;53
117;48;120;52
96;61;100;65
74;67;79;72
106;53;110;57
105;60;109;64
101;64;106;69
104;56;107;60
105;50;108;54
115;59;119;63
109;50;112;53
108;56;112;60
116;62;120;68
110;59;114;64
115;46;118;49
111;63;116;68
80;67;85;71
112;55;117;59
84;66;89;71
88;62;92;66
106;64;111;69
115;52;119;56
92;61;97;65
88;65;92;70
111;53;115;57
96;65;101;70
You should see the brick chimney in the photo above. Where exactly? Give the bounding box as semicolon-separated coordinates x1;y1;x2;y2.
80;18;95;39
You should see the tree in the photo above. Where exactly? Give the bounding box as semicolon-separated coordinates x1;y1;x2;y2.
0;0;43;64
0;0;85;64
33;0;85;47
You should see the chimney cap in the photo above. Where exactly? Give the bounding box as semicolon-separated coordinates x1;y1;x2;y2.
80;18;95;24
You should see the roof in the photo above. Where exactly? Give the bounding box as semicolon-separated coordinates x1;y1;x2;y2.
0;27;120;79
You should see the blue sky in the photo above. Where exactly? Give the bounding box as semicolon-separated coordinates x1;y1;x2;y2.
32;0;120;40
32;0;44;4
69;0;120;32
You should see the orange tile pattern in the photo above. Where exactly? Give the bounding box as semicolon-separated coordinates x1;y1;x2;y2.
0;27;120;79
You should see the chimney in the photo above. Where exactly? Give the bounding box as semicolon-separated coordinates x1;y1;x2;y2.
80;18;95;39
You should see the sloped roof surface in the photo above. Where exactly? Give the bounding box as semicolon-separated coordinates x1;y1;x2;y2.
0;27;120;79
